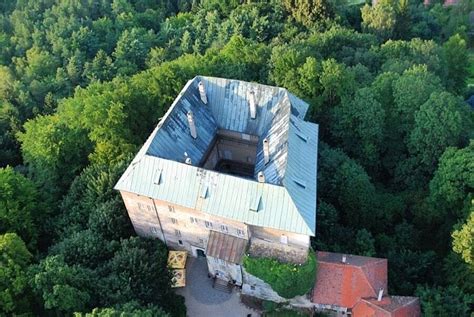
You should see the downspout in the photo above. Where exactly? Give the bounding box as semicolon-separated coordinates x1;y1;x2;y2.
151;198;167;245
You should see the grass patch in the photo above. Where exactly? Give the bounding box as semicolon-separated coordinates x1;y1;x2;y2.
243;249;317;299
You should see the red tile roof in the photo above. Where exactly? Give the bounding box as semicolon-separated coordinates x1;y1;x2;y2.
311;251;388;308
352;296;421;317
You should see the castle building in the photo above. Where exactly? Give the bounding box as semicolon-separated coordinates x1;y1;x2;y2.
114;76;318;285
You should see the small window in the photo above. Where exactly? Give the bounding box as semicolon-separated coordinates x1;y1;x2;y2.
250;285;256;290
168;205;175;213
147;205;153;212
280;234;288;244
190;217;198;224
137;202;145;211
178;239;183;245
150;227;160;235
220;225;228;233
236;229;245;236
198;238;204;244
175;229;181;237
205;221;213;229
171;218;178;224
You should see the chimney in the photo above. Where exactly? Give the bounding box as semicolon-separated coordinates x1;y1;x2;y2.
263;138;270;164
257;171;265;183
249;90;256;119
341;254;347;264
377;288;384;301
187;111;197;139
185;157;192;165
198;81;207;104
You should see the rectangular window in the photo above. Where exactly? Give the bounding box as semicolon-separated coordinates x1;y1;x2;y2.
178;239;183;245
198;238;204;244
175;229;181;237
236;229;245;236
150;227;160;235
190;217;198;224
137;202;145;211
168;205;175;213
220;225;228;233
205;221;213;229
147;205;153;212
171;218;178;225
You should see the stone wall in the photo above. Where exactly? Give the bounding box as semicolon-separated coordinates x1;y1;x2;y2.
248;237;308;264
241;267;286;303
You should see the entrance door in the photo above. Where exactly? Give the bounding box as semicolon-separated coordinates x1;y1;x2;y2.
197;249;206;257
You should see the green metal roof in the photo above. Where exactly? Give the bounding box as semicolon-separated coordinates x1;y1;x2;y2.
115;76;318;236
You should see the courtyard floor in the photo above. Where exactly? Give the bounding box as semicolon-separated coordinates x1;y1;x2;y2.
176;256;260;317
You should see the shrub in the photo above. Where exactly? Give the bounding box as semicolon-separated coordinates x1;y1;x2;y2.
243;249;317;299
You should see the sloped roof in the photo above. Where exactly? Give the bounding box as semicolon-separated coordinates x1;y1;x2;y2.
115;76;318;235
312;251;388;308
207;231;247;264
352;296;421;317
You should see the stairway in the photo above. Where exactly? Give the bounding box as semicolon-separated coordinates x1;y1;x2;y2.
212;277;233;293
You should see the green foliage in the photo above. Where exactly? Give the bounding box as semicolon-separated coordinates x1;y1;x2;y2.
30;255;97;314
0;166;39;248
283;0;335;28
76;302;170;317
0;233;32;315
443;34;469;94
243;249;317;299
452;207;474;268
416;285;474;317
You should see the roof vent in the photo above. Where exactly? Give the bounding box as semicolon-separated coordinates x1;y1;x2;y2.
185;157;192;165
263;138;270;165
187;111;197;139
341;254;347;264
249;90;256;119
257;171;265;183
377;288;384;301
198;81;207;104
250;194;261;212
153;169;162;185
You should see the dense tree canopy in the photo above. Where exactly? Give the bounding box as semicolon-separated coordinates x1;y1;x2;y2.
0;0;472;315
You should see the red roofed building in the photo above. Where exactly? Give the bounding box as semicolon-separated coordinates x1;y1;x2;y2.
352;296;421;317
312;251;387;309
311;251;421;317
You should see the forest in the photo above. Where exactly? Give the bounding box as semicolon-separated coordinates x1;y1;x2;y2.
0;0;473;316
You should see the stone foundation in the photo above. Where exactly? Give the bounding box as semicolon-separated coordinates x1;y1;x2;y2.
248;238;308;264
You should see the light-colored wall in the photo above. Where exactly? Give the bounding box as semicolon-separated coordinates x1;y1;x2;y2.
207;256;243;285
120;191;249;255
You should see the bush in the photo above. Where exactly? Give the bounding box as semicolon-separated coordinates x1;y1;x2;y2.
243;249;317;299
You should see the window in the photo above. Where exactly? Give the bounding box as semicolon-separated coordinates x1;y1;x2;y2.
236;229;245;237
250;285;256;290
168;205;175;213
171;218;178;224
205;221;213;229
280;234;288;244
178;240;183;245
220;224;228;233
137;202;145;211
190;217;198;224
147;205;153;212
175;229;181;237
150;227;160;235
198;238;204;244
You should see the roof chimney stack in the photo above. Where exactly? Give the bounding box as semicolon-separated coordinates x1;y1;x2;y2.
187;111;197;139
377;288;384;301
263;138;270;164
198;81;207;104
249;90;256;119
341;254;347;264
257;171;265;183
185;157;192;165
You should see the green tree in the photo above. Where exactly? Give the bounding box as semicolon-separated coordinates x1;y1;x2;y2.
282;0;335;28
30;255;96;315
361;2;397;40
331;87;385;170
0;166;39;248
416;285;474;317
408;91;469;177
443;34;469;94
0;233;32;316
452;207;474;268
76;302;169;317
